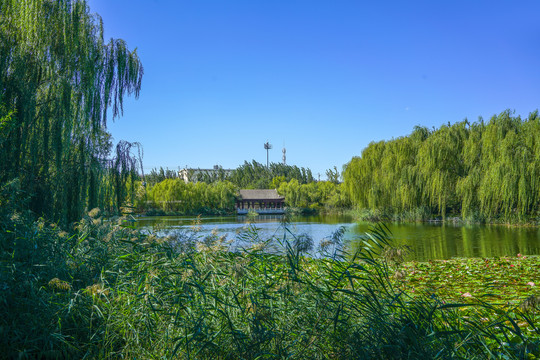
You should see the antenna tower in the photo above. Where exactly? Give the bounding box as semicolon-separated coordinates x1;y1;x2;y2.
282;147;286;165
264;141;272;168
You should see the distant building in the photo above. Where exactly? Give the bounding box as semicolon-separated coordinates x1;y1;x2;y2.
236;189;286;215
178;165;233;183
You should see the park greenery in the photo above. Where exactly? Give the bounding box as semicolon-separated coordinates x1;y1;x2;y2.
344;111;540;224
1;0;540;358
135;177;349;215
142;179;238;215
2;204;539;358
0;0;144;225
136;161;349;215
277;179;349;210
145;167;180;186
143;111;540;222
229;160;315;189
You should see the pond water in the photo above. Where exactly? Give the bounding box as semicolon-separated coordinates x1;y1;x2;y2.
134;214;540;261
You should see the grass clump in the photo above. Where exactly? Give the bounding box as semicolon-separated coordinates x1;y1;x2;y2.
1;209;539;358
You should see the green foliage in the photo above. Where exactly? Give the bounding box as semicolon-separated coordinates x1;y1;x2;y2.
344;110;540;223
140;166;348;214
0;0;143;224
399;255;540;305
188;166;231;183
325;166;341;184
230;160;315;189
144;179;238;214
145;167;179;186
278;179;351;210
270;175;286;189
2;209;539;358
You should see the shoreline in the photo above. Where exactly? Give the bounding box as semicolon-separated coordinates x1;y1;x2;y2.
135;207;540;228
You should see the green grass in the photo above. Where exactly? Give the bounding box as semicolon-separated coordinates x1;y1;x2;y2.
1;210;539;359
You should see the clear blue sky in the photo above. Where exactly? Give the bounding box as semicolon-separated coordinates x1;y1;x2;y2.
87;0;540;179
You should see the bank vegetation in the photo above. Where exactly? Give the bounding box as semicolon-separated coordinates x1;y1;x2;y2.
344;111;540;224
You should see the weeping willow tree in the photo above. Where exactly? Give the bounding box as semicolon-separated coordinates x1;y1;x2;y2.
415;121;468;217
344;110;540;222
145;179;238;214
276;179;350;209
474;111;540;221
0;0;143;223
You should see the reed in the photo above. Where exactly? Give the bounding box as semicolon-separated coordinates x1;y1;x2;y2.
1;209;538;358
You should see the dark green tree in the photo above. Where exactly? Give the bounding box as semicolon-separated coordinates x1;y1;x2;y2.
326;166;340;184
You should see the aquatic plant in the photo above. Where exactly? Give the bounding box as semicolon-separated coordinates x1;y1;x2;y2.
1;210;539;358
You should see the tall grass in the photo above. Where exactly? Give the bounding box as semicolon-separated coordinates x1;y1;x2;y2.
1;207;539;358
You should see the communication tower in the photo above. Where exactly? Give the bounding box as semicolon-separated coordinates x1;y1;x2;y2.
264;141;272;168
282;147;286;165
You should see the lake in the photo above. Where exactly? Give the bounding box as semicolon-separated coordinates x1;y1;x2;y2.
134;214;540;261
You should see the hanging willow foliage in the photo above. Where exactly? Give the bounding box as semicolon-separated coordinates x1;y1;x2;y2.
0;0;143;224
344;110;540;222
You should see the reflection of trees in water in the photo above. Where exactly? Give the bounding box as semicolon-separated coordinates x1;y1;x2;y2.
137;216;540;261
350;223;540;261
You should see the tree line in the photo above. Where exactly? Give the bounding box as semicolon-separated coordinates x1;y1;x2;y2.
140;180;237;215
229;160;315;189
277;179;349;210
137;175;349;215
136;160;352;214
343;110;540;222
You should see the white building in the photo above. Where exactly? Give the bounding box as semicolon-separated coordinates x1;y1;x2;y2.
178;165;234;183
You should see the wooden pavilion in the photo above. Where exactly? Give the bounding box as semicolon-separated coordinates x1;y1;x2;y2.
236;189;286;214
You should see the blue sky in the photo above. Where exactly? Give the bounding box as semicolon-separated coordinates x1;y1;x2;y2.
87;0;540;179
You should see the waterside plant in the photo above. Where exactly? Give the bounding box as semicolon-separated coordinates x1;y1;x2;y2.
1;209;539;359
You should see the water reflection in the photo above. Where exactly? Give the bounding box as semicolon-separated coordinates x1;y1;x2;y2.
134;215;540;261
349;222;540;261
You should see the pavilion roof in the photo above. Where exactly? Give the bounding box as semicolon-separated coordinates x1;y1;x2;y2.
238;189;284;200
